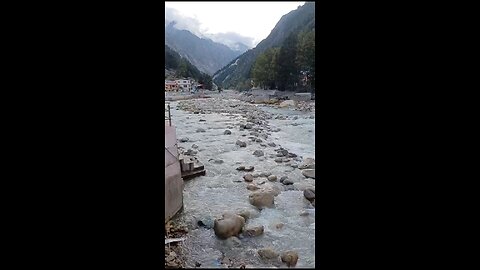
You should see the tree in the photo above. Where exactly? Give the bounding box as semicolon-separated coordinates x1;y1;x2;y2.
277;33;299;91
251;52;269;89
296;30;315;90
251;47;280;90
267;47;280;89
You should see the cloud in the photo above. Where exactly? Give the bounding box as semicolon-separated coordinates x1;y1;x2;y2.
165;7;253;50
204;32;254;50
165;7;206;38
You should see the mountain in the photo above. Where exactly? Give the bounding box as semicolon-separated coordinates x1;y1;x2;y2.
213;2;315;89
230;42;250;54
165;22;245;76
165;45;213;89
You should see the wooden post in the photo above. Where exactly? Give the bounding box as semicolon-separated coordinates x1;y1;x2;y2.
168;104;171;126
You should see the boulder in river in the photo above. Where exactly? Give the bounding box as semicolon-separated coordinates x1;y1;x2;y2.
179;137;189;143
253;150;264;157
281;251;299;267
247;184;259;191
197;217;214;229
268;142;276;147
279;176;288;183
213;213;245;239
196;128;206;133
191;144;198;149
302;169;315;179
243;174;254;182
274;157;283;163
298;158;315;169
258;248;278;259
236;140;247;147
224;130;232;135
236;166;245;171
304;188;315;201
243;225;264;237
283;179;294;185
278;149;289;156
244;166;254;172
249;191;274;209
267;175;277;181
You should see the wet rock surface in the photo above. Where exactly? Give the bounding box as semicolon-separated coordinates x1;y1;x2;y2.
267;175;277;181
249;191;275;209
236;140;247;147
304;188;315;201
243;225;264;237
281;251;299;267
213;213;246;239
243;174;254;182
257;248;278;260
302;169;316;179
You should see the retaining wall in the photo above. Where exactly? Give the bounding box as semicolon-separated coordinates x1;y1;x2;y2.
165;125;183;223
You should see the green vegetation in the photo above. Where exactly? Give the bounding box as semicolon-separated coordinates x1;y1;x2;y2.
251;47;280;89
251;29;315;91
165;45;213;89
213;2;315;90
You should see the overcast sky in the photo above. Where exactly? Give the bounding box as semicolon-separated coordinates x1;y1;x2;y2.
165;1;305;48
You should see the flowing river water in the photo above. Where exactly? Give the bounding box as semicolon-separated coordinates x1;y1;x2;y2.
168;96;315;268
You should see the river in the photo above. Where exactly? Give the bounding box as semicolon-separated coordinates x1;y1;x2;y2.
168;97;316;268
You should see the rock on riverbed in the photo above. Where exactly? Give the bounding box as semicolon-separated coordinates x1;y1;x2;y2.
281;251;299;267
249;191;274;209
236;140;247;147
213;213;245;239
302;169;315;179
258;248;278;259
243;225;264;237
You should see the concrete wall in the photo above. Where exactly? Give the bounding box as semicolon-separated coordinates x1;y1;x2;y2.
165;125;184;223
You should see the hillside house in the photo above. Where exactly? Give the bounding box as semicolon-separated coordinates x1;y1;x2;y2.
165;80;179;92
175;79;194;92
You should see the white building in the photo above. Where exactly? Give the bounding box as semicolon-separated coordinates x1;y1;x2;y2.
175;79;194;92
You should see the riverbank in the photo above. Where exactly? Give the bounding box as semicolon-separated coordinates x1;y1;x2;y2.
165;89;315;112
166;96;316;268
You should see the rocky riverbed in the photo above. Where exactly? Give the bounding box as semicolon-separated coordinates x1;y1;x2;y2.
167;94;316;268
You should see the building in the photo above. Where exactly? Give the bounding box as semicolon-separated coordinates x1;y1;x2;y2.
165;80;179;92
175;79;194;92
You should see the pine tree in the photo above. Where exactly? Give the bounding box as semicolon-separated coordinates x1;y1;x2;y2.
277;33;299;91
